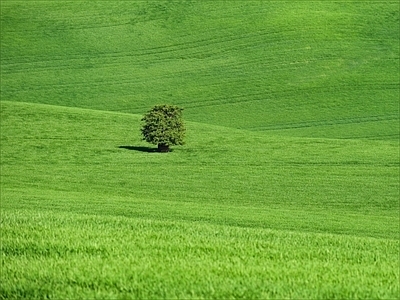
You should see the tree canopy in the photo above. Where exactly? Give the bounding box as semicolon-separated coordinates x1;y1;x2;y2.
141;104;185;152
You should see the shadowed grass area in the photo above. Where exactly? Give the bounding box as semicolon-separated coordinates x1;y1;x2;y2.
118;145;158;153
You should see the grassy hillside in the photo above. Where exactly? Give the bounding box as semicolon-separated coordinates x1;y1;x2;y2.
1;1;398;139
1;101;399;298
1;100;398;237
1;1;399;299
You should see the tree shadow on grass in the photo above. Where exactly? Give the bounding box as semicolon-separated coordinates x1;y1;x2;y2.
118;146;158;153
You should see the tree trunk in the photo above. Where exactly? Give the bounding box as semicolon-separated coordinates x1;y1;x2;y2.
158;144;170;152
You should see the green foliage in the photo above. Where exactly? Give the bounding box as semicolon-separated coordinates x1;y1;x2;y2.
141;104;185;151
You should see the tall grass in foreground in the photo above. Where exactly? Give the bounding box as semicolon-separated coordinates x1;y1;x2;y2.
1;210;398;299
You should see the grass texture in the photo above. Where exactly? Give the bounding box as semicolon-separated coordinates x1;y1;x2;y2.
1;101;398;298
1;1;398;139
1;1;399;299
1;210;398;299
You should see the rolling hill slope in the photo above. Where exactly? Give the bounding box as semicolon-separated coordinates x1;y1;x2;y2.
1;100;398;238
1;100;399;298
1;1;399;298
1;1;399;139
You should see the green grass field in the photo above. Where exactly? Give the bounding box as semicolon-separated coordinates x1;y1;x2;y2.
1;1;399;299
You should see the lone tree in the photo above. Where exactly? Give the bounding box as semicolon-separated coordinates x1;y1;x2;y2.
141;104;185;152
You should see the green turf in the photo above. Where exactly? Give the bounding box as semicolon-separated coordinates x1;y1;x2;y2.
1;1;398;139
1;1;399;298
1;101;399;298
1;210;398;299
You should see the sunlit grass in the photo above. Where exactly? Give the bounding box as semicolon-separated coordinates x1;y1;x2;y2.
1;101;399;298
1;210;398;299
1;0;399;298
1;1;398;139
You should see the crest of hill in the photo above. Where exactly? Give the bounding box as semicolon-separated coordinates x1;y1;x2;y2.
1;1;398;140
